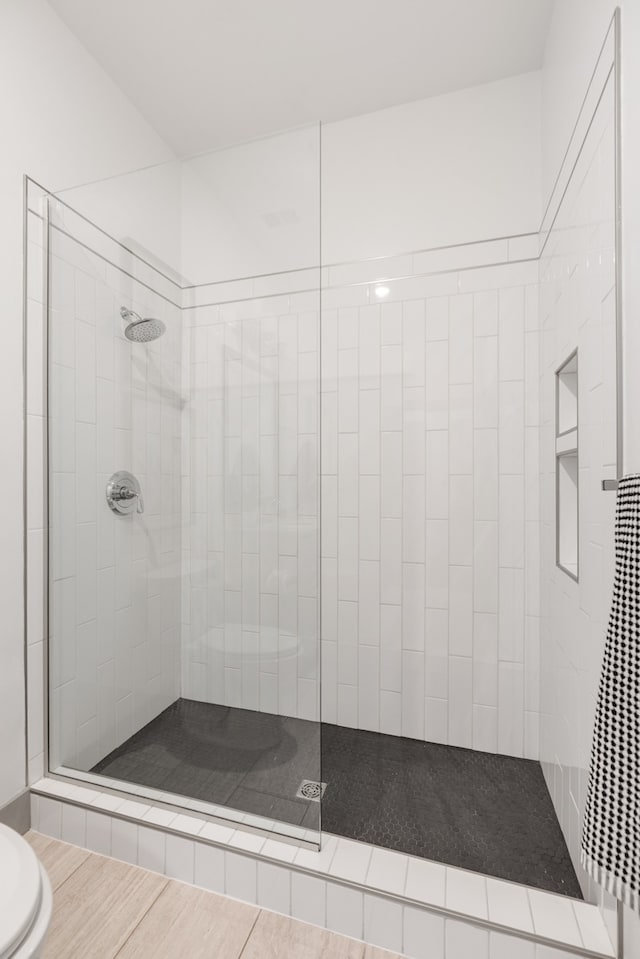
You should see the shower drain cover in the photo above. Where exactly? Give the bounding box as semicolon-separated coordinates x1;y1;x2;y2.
296;780;327;802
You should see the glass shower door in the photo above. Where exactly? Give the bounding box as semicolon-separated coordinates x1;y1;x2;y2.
47;198;184;782
178;124;322;839
45;123;322;845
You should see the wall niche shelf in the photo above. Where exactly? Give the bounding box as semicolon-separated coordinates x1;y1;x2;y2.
556;350;579;581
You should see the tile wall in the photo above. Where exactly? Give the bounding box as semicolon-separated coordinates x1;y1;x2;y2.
181;238;542;759
538;74;617;905
27;192;544;782
180;291;320;722
321;261;540;758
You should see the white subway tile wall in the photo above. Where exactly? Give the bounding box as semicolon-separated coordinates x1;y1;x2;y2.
28;197;543;783
319;262;540;756
42;204;183;772
179;252;540;758
538;73;617;918
180;299;321;721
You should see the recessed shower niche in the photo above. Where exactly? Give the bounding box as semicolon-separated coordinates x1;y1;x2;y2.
556;350;578;581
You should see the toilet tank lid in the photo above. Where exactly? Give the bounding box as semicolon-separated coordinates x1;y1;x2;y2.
0;825;42;959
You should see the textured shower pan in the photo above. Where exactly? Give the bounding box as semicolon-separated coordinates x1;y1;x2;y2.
89;698;580;897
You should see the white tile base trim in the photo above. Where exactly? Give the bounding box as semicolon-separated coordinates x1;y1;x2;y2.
52;763;319;848
30;780;614;959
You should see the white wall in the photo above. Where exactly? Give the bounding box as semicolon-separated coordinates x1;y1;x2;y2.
174;72;541;284
57;162;184;286
322;72;542;264
180;126;321;285
36;70;543;289
47;71;543;287
0;0;174;809
542;0;618;196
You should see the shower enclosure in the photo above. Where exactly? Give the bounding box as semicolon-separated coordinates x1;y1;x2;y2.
25;25;620;906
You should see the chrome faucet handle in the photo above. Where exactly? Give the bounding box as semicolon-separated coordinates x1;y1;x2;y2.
106;471;144;516
113;485;137;501
115;485;144;514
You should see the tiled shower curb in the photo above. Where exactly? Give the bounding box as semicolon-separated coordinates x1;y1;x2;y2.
31;779;615;959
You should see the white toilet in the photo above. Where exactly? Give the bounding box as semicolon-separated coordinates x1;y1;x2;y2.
0;825;52;958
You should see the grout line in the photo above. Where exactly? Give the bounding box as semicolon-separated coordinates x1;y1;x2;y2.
443;860;449;913
572;901;588;952
482;865;489;923
324;834;340;873
524;884;536;941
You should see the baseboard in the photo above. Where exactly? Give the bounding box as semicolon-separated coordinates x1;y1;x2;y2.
0;789;31;834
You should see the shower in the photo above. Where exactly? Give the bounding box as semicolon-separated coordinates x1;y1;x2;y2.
120;306;166;342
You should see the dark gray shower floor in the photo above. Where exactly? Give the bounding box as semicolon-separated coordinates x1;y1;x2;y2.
91;698;582;898
92;699;321;831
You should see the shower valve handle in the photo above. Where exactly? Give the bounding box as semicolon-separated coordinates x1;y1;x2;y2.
113;485;144;513
113;485;136;501
106;471;144;516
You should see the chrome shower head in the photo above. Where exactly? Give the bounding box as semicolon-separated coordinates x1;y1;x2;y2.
120;307;166;343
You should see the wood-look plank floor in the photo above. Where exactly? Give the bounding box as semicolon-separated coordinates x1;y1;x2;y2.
26;833;405;959
117;882;258;959
27;831;91;889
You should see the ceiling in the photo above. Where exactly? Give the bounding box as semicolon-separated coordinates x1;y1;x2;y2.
46;0;554;156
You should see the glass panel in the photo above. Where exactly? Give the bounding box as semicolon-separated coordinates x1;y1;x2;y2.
47;197;184;778
46;123;321;845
